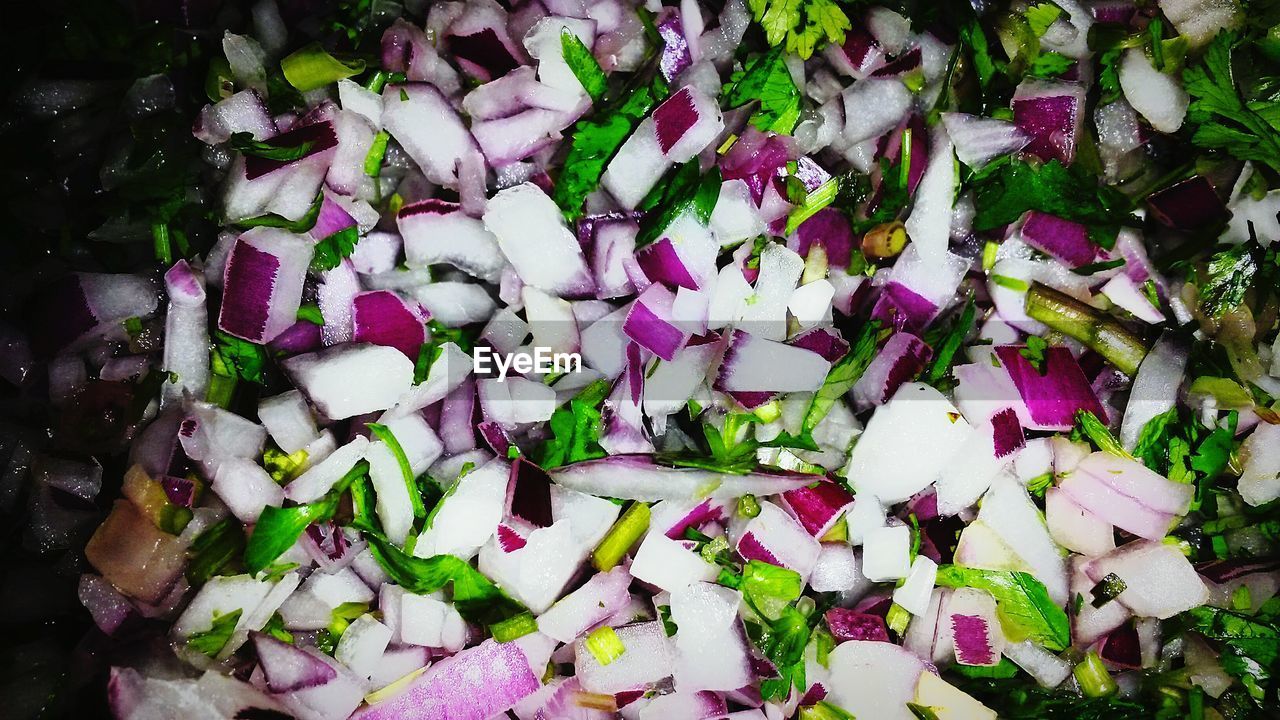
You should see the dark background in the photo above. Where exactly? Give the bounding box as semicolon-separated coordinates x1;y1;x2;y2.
0;2;379;716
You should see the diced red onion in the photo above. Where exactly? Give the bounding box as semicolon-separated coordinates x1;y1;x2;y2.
1011;80;1085;164
852;331;932;410
993;345;1107;431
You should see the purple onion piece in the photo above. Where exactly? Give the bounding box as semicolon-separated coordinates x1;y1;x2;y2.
448;29;519;82
825;608;891;643
1145;176;1229;230
507;457;554;528
994;345;1108;431
653;87;699;155
952;614;997;665
160;476;196;508
870;47;922;78
736;531;782;565
781;481;856;536
635;237;701;290
1012;88;1082;165
1020;211;1097;267
870;282;938;333
789;326;850;363
656;7;693;82
1099;622;1142;669
351;290;430;360
1195;557;1280;584
790;208;855;269
990;407;1026;458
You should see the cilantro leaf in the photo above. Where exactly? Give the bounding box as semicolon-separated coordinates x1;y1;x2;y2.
634;161;721;249
723;47;802;134
747;0;851;59
211;331;270;385
935;565;1070;651
187;518;245;585
1199;244;1257;317
968;158;1135;249
1185;606;1280;688
228;132;315;162
1025;3;1062;36
310;226;361;273
924;294;977;386
360;530;526;627
1029;51;1073;78
187;609;243;657
1019;335;1050;373
561;29;607;102
553;72;669;220
1184;32;1280;175
748;605;813;700
740;560;803;621
243;460;370;574
538;379;611;467
803;320;880;433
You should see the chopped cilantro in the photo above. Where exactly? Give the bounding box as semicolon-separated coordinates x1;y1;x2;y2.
187;518;245;585
969;158;1135;249
723;47;802;135
310;226;361;273
746;0;851;59
634;160;721;249
227;132;315;162
1019;335;1050;374
553;71;669;220
186;609;242;657
1199;244;1256;317
243;460;370;574
538;379;611;467
359;529;527;627
1184;32;1280;175
934;565;1070;651
1024;3;1062;37
561;29;608;102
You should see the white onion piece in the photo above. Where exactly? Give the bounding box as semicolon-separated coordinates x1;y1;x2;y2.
161;260;210;405
670;582;752;692
414;458;508;560
574;621;673;694
218;228;312;344
1239;422;1280;506
1084;540;1209;619
380;83;478;187
1159;0;1241;47
1119;48;1189;133
283;344;414;420
825;641;925;720
843;383;972;504
1119;333;1189;450
484;183;595;298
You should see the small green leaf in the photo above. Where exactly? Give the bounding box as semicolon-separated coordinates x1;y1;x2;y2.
187;609;243;657
723;48;802;134
281;43;365;92
934;565;1070;651
560;29;608;102
310;226;361;273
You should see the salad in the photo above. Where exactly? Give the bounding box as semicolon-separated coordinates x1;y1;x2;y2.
4;0;1280;717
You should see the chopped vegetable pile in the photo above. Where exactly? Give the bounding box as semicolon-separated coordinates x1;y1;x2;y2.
7;0;1280;718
